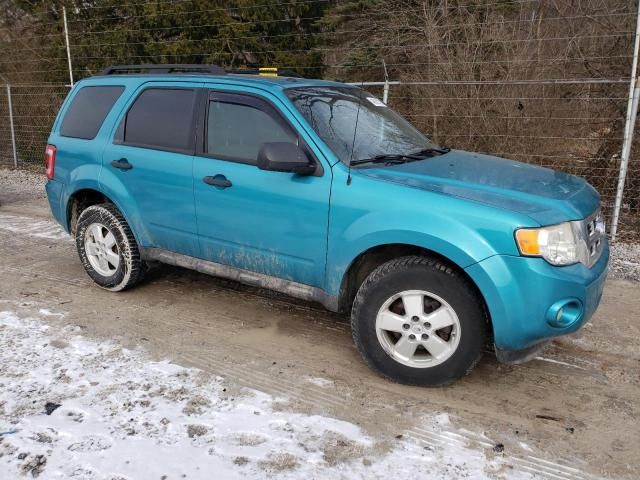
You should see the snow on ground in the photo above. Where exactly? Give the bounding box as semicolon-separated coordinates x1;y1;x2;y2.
0;213;69;241
304;377;334;388
0;307;522;480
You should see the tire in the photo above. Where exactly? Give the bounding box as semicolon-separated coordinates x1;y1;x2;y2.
351;256;486;386
75;203;146;291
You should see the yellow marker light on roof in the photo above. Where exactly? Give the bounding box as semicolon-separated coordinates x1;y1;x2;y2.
259;67;278;77
515;229;540;255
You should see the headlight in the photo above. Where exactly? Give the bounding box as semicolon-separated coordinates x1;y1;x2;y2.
515;222;582;266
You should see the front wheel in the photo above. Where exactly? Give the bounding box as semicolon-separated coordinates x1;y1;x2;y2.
75;203;146;291
351;256;487;386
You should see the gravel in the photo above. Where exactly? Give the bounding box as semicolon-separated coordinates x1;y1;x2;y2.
1;166;638;282
0;167;47;201
609;242;640;282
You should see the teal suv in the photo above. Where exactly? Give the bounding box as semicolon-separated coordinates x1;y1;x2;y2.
44;65;609;385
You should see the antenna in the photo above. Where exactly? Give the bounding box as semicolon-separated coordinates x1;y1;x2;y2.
347;81;365;186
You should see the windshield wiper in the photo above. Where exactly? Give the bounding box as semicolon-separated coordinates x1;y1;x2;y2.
350;146;450;167
408;146;451;157
350;153;423;166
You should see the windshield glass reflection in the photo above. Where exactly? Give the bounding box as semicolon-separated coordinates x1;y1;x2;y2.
285;86;438;165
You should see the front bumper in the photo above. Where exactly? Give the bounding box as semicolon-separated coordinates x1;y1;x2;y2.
494;339;551;364
465;241;609;356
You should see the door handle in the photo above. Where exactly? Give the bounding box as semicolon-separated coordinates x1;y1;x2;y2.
111;158;133;170
203;175;232;188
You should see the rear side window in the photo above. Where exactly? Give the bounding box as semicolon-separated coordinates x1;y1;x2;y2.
121;88;197;152
60;86;124;139
206;99;294;164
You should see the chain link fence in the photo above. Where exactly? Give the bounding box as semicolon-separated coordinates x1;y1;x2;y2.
360;79;639;241
0;84;69;173
0;78;639;240
0;0;638;242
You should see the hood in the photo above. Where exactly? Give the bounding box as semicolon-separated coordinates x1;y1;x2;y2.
356;150;599;225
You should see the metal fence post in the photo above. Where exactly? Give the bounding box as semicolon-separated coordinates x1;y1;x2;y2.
63;6;74;87
6;84;17;168
382;60;390;104
611;0;640;242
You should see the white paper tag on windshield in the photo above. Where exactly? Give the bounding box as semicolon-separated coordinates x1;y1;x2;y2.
366;96;387;107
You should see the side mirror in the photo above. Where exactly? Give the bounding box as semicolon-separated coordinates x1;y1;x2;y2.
257;142;316;176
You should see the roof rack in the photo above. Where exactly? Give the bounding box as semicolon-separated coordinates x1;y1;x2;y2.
100;64;226;75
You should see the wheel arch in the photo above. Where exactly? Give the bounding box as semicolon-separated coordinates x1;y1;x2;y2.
65;187;146;247
66;188;114;235
336;243;493;337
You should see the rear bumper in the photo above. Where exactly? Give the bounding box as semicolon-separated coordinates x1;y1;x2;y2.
465;242;609;355
45;179;68;232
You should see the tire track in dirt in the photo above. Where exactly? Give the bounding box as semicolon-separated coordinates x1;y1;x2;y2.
2;242;637;417
0;211;637;479
2;234;636;420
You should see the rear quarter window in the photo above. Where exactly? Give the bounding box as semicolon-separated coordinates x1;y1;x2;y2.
119;88;197;153
60;85;124;140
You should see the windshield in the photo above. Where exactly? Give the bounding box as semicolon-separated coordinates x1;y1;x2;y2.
285;86;438;165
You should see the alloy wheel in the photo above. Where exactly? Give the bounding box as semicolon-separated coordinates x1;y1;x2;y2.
84;223;120;277
375;290;461;368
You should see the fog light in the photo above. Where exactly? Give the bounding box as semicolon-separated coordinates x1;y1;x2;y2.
545;299;583;328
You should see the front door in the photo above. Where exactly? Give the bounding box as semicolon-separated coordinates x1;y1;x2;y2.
102;83;202;257
192;89;331;288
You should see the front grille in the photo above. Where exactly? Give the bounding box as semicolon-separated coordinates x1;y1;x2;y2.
580;209;605;268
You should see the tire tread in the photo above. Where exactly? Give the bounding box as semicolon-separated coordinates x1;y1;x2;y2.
76;203;146;291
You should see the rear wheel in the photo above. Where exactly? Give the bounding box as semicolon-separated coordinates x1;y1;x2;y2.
351;256;486;386
75;203;146;291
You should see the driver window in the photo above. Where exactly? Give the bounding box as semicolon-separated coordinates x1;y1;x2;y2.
206;100;295;164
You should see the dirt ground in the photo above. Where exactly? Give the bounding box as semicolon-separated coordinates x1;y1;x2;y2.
1;176;639;479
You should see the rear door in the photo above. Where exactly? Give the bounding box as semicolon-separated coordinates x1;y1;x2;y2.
192;88;332;288
101;82;202;257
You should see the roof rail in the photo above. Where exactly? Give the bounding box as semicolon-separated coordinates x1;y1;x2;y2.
100;64;226;75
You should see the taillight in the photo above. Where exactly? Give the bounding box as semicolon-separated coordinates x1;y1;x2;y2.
44;144;56;180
